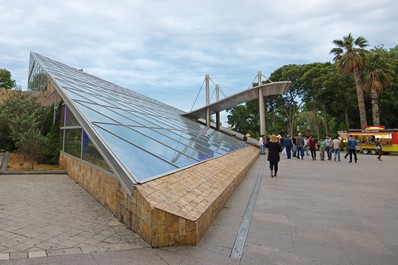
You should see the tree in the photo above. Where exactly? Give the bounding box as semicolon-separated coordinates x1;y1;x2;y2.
362;46;395;126
225;41;398;135
301;62;336;139
16;128;47;169
227;102;259;137
378;45;398;127
321;71;358;130
37;101;62;164
0;69;16;89
0;92;49;168
330;33;370;128
269;64;307;136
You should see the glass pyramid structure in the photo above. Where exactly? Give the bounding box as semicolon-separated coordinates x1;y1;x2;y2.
28;52;247;191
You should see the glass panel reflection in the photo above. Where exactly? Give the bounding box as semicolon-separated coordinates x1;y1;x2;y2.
64;106;79;127
96;123;199;167
82;131;112;172
30;52;248;184
95;126;177;182
64;129;82;158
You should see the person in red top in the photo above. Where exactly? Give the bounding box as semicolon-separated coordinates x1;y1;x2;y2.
309;136;317;160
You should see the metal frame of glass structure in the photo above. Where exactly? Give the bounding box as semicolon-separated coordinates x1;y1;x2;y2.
28;52;248;192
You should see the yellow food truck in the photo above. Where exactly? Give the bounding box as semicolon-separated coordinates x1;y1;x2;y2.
347;127;398;155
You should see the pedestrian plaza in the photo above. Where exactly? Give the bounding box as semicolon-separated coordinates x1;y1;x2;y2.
0;151;397;264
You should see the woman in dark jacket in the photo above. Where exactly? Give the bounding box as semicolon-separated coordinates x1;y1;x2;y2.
267;134;283;177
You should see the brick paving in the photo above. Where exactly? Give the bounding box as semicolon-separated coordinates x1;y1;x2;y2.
0;152;398;264
0;173;148;261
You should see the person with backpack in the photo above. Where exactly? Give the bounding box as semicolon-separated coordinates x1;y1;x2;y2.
284;135;293;159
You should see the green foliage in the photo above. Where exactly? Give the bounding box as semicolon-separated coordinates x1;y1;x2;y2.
37;102;62;164
28;72;47;91
330;33;370;73
268;64;308;136
331;33;370;128
0;93;47;140
16;128;47;168
226;41;398;137
379;87;398;127
227;103;259;138
0;69;16;89
0;126;13;151
0;92;61;167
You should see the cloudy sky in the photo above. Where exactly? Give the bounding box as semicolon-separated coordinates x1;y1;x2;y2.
1;0;397;119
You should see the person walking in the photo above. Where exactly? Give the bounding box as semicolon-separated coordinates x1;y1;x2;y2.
284;135;293;159
309;136;317;160
296;133;305;159
347;135;358;163
318;137;326;160
304;136;310;156
332;135;341;161
259;135;265;155
376;139;383;161
267;134;283;178
292;135;297;158
325;135;332;160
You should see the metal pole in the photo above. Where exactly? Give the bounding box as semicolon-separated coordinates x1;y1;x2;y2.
215;84;220;130
258;71;266;136
205;74;210;127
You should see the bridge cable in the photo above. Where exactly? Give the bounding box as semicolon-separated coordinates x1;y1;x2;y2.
190;78;206;112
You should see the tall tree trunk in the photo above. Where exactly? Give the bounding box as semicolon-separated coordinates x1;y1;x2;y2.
353;67;367;128
370;87;380;126
312;99;320;140
285;103;295;137
323;104;329;136
344;109;350;129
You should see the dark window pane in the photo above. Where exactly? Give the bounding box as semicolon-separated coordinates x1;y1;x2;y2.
64;129;82;158
82;131;112;172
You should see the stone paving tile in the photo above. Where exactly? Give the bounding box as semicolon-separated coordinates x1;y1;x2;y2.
0;252;9;260
0;174;149;260
46;249;66;257
63;247;82;255
9;252;27;260
27;250;46;258
0;153;398;264
80;245;99;254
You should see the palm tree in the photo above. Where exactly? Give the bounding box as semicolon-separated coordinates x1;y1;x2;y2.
362;48;394;126
330;33;369;128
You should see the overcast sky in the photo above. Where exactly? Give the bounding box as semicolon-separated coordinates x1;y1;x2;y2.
1;0;397;118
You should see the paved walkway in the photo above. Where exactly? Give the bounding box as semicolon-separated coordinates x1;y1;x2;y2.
0;174;148;260
1;152;398;264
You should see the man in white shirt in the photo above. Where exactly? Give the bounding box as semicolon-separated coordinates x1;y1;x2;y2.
332;136;341;161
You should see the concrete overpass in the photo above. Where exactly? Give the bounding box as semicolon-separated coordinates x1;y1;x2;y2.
182;74;291;136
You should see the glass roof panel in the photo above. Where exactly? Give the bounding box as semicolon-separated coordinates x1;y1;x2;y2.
96;123;200;168
30;52;248;185
95;126;177;181
133;127;213;160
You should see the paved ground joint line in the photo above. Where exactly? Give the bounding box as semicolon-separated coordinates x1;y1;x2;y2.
230;158;265;259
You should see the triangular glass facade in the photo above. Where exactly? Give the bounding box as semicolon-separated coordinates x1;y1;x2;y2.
28;52;248;189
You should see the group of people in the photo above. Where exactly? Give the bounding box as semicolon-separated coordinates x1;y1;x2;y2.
277;134;345;162
259;133;382;178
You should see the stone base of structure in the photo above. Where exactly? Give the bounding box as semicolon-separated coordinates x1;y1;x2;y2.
59;146;258;247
